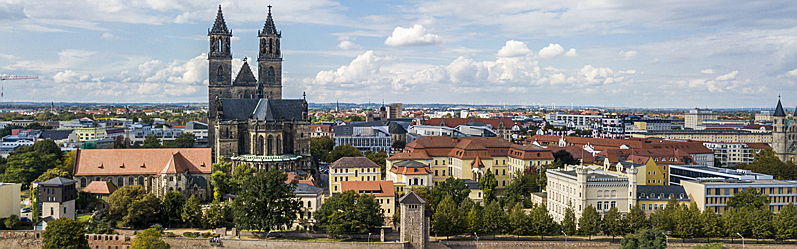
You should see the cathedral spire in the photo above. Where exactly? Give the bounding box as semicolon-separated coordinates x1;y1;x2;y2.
774;97;786;117
210;5;230;35
260;5;280;37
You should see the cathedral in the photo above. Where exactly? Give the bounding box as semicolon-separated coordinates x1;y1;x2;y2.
207;5;313;174
772;98;797;162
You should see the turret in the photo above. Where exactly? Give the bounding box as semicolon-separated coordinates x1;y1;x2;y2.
257;5;283;99
773;97;788;160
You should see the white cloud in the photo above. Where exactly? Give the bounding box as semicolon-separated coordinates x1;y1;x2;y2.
53;70;91;82
497;40;531;57
384;24;442;46
337;40;360;50
314;51;384;84
100;32;119;40
141;54;207;84
701;69;714;74
538;43;564;59
715;70;738;81
786;68;797;77
619;50;638;59
565;48;577;57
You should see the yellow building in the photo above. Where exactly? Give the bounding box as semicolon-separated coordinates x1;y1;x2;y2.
340;180;396;225
681;179;797;214
0;183;21;218
610;157;669;185
329;157;381;193
388;137;553;189
386;160;432;195
635;185;690;214
71;127;108;141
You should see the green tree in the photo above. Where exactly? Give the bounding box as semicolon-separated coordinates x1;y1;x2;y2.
479;171;498;202
620;228;667;249
602;206;624;240
650;196;680;232
701;209;725;241
723;207;751;238
160;191;184;227
552;150;579;166
625;205;649;233
310;136;334;163
230;164;255;194
316;190;383;237
1;149;61;188
674;202;702;241
3;215;19;229
232;171;300;232
508;203;531;236
735;148;797;180
181;195;203;228
205;201;232;229
124;193;161;228
750;206;773;240
578;205;600;240
42;218;89;249
34;168;71;183
391;140;406;149
432;195;460;237
773;203;797;241
503;171;540;207
560;207;577;236
130;228;170;249
168;133;195;148
727;188;768;209
529;204;555;239
481;201;507;238
430;177;471;208
108;185;149;221
142;135;162;148
210;160;232;201
325;145;363;163
465;205;482;234
60;151;77;173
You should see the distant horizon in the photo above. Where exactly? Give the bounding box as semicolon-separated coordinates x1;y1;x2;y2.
0;101;780;111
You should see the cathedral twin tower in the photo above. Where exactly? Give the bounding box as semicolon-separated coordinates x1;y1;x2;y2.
208;5;282;107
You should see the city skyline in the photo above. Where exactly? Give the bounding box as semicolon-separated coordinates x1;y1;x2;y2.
2;1;797;107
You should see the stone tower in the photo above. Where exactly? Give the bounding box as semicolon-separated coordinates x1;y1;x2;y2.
773;98;788;160
626;167;637;211
207;5;232;156
257;5;282;99
399;192;428;249
37;177;77;221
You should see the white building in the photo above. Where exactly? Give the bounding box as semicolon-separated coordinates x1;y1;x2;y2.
546;166;637;222
546;113;604;130
684;108;717;129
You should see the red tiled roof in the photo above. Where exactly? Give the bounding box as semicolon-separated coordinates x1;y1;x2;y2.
745;143;771;149
310;124;333;133
81;181;117;195
330;157;380;169
74;148;211;176
340;181;395;197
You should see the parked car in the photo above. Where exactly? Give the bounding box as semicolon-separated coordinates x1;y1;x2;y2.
20;206;31;213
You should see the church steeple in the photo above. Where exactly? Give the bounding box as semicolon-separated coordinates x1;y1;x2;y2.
775;96;787;117
209;5;231;35
257;5;283;99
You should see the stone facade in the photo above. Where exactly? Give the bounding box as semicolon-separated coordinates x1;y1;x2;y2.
772;98;797;162
399;192;429;249
207;6;313;174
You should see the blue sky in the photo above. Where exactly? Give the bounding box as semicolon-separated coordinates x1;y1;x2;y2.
2;0;797;108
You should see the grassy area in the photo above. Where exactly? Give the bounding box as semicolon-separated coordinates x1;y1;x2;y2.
77;215;92;222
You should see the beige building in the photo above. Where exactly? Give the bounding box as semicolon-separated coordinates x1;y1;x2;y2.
292;183;323;231
0;183;21;219
631;130;771;144
546;166;637;222
73;148;212;198
388;137;553;190
684;108;718;129
329;157;382;193
386;160;433;194
71;127;108;141
681;178;797;214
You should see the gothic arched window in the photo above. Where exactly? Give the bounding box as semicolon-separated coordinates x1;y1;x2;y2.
256;135;265;155
276;136;282;154
267;67;276;84
217;66;224;81
269;38;274;53
267;135;274;156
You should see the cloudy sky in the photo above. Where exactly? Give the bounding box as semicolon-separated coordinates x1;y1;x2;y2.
2;0;797;108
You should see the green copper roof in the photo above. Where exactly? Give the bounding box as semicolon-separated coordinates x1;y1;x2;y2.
231;154;304;162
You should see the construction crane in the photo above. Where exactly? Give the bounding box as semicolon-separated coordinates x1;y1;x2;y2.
0;75;39;97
